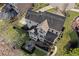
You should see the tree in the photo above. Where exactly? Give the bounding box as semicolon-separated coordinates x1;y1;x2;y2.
64;48;79;56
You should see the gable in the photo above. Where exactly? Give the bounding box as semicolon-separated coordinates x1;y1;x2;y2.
39;19;49;32
43;11;66;31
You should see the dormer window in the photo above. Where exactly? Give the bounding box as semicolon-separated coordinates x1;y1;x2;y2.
52;30;53;33
40;35;43;38
56;32;58;35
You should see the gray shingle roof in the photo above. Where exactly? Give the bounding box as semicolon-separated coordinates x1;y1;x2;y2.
43;11;66;31
2;4;18;20
45;31;57;43
25;10;45;23
25;10;66;31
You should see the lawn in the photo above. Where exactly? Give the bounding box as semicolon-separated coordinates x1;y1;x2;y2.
33;3;49;11
56;11;79;55
33;48;46;56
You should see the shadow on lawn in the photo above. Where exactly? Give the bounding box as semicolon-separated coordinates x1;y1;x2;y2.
12;26;30;48
64;31;78;53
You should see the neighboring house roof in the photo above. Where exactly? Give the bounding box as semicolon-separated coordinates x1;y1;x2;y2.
2;4;13;12
45;31;58;43
26;10;66;32
2;4;18;19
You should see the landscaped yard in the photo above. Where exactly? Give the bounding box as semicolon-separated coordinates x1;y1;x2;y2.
0;4;48;56
56;11;79;55
0;19;46;56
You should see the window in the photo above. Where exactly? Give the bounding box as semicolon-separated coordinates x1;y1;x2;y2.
56;32;58;35
52;30;53;32
29;21;31;23
40;35;43;38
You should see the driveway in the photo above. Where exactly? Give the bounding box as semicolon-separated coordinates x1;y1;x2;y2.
70;9;79;13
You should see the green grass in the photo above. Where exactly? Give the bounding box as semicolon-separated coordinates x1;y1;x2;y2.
56;11;79;55
33;48;46;56
0;19;29;44
0;20;30;55
33;3;49;11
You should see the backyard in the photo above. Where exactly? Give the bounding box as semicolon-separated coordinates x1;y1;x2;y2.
0;4;47;56
0;18;46;56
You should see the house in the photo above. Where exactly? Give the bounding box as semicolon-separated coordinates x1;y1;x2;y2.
0;3;19;20
22;9;66;53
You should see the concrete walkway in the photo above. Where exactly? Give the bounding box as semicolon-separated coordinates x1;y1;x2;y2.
47;46;57;56
50;46;57;56
36;5;53;12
